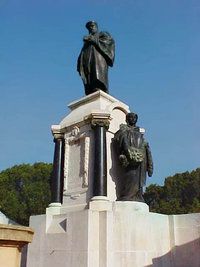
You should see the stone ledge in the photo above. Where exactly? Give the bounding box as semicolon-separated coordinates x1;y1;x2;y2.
0;224;34;244
68;90;127;110
89;197;113;211
113;201;149;213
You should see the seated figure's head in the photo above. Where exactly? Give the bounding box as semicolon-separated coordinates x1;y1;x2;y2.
85;21;98;34
126;112;138;126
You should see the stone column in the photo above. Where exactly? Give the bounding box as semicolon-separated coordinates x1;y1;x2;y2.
91;117;110;197
50;133;64;205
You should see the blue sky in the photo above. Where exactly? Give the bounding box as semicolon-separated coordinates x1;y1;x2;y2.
0;0;199;186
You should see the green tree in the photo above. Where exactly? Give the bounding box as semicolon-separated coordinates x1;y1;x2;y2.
144;168;200;214
0;162;52;225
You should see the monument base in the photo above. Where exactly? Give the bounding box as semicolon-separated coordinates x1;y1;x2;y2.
26;201;200;267
27;92;200;266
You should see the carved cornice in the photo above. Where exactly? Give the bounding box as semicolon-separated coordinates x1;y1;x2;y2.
91;118;110;129
87;112;111;130
53;133;64;141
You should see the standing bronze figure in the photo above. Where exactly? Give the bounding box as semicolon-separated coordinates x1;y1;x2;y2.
113;113;153;202
77;21;115;95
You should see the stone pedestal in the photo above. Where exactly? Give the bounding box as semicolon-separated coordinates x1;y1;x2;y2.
50;90;129;213
27;91;200;266
27;200;200;267
0;224;34;267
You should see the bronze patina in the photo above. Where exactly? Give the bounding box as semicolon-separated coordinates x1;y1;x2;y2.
77;21;115;95
113;113;153;202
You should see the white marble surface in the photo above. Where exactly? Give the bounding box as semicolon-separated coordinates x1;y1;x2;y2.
29;92;200;266
50;90;130;210
58;90;129;129
27;201;200;267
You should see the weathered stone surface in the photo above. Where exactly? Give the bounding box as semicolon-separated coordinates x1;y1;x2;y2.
27;201;200;267
27;92;200;267
0;224;34;243
50;91;130;212
0;224;34;267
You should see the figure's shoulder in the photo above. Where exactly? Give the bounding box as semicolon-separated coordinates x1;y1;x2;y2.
113;124;127;139
143;140;149;147
99;31;111;37
99;31;114;41
119;123;128;131
134;126;140;132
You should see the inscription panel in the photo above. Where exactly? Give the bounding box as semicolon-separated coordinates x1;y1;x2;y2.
63;127;90;197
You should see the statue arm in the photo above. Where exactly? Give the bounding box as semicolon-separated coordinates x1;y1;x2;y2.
96;32;115;66
145;142;153;177
113;128;130;168
77;48;87;83
81;32;115;66
77;52;81;73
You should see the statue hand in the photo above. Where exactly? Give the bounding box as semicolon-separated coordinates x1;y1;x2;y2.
89;35;96;42
83;35;96;44
119;155;129;168
148;168;153;177
83;35;90;42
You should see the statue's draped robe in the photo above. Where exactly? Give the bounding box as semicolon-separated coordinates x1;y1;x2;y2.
77;31;115;95
114;125;153;201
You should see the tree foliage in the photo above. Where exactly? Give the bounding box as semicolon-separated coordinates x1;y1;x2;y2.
1;163;199;225
0;163;52;226
144;168;200;214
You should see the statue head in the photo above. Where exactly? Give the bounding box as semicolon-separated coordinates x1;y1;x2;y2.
85;21;98;34
126;113;138;126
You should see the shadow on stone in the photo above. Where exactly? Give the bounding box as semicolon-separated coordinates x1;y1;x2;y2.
59;219;67;232
21;245;28;267
145;238;200;267
109;139;124;200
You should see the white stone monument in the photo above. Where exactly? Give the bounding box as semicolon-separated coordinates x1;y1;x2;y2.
26;91;200;267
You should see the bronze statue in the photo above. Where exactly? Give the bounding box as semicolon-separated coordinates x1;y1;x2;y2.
113;113;153;202
77;21;115;95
